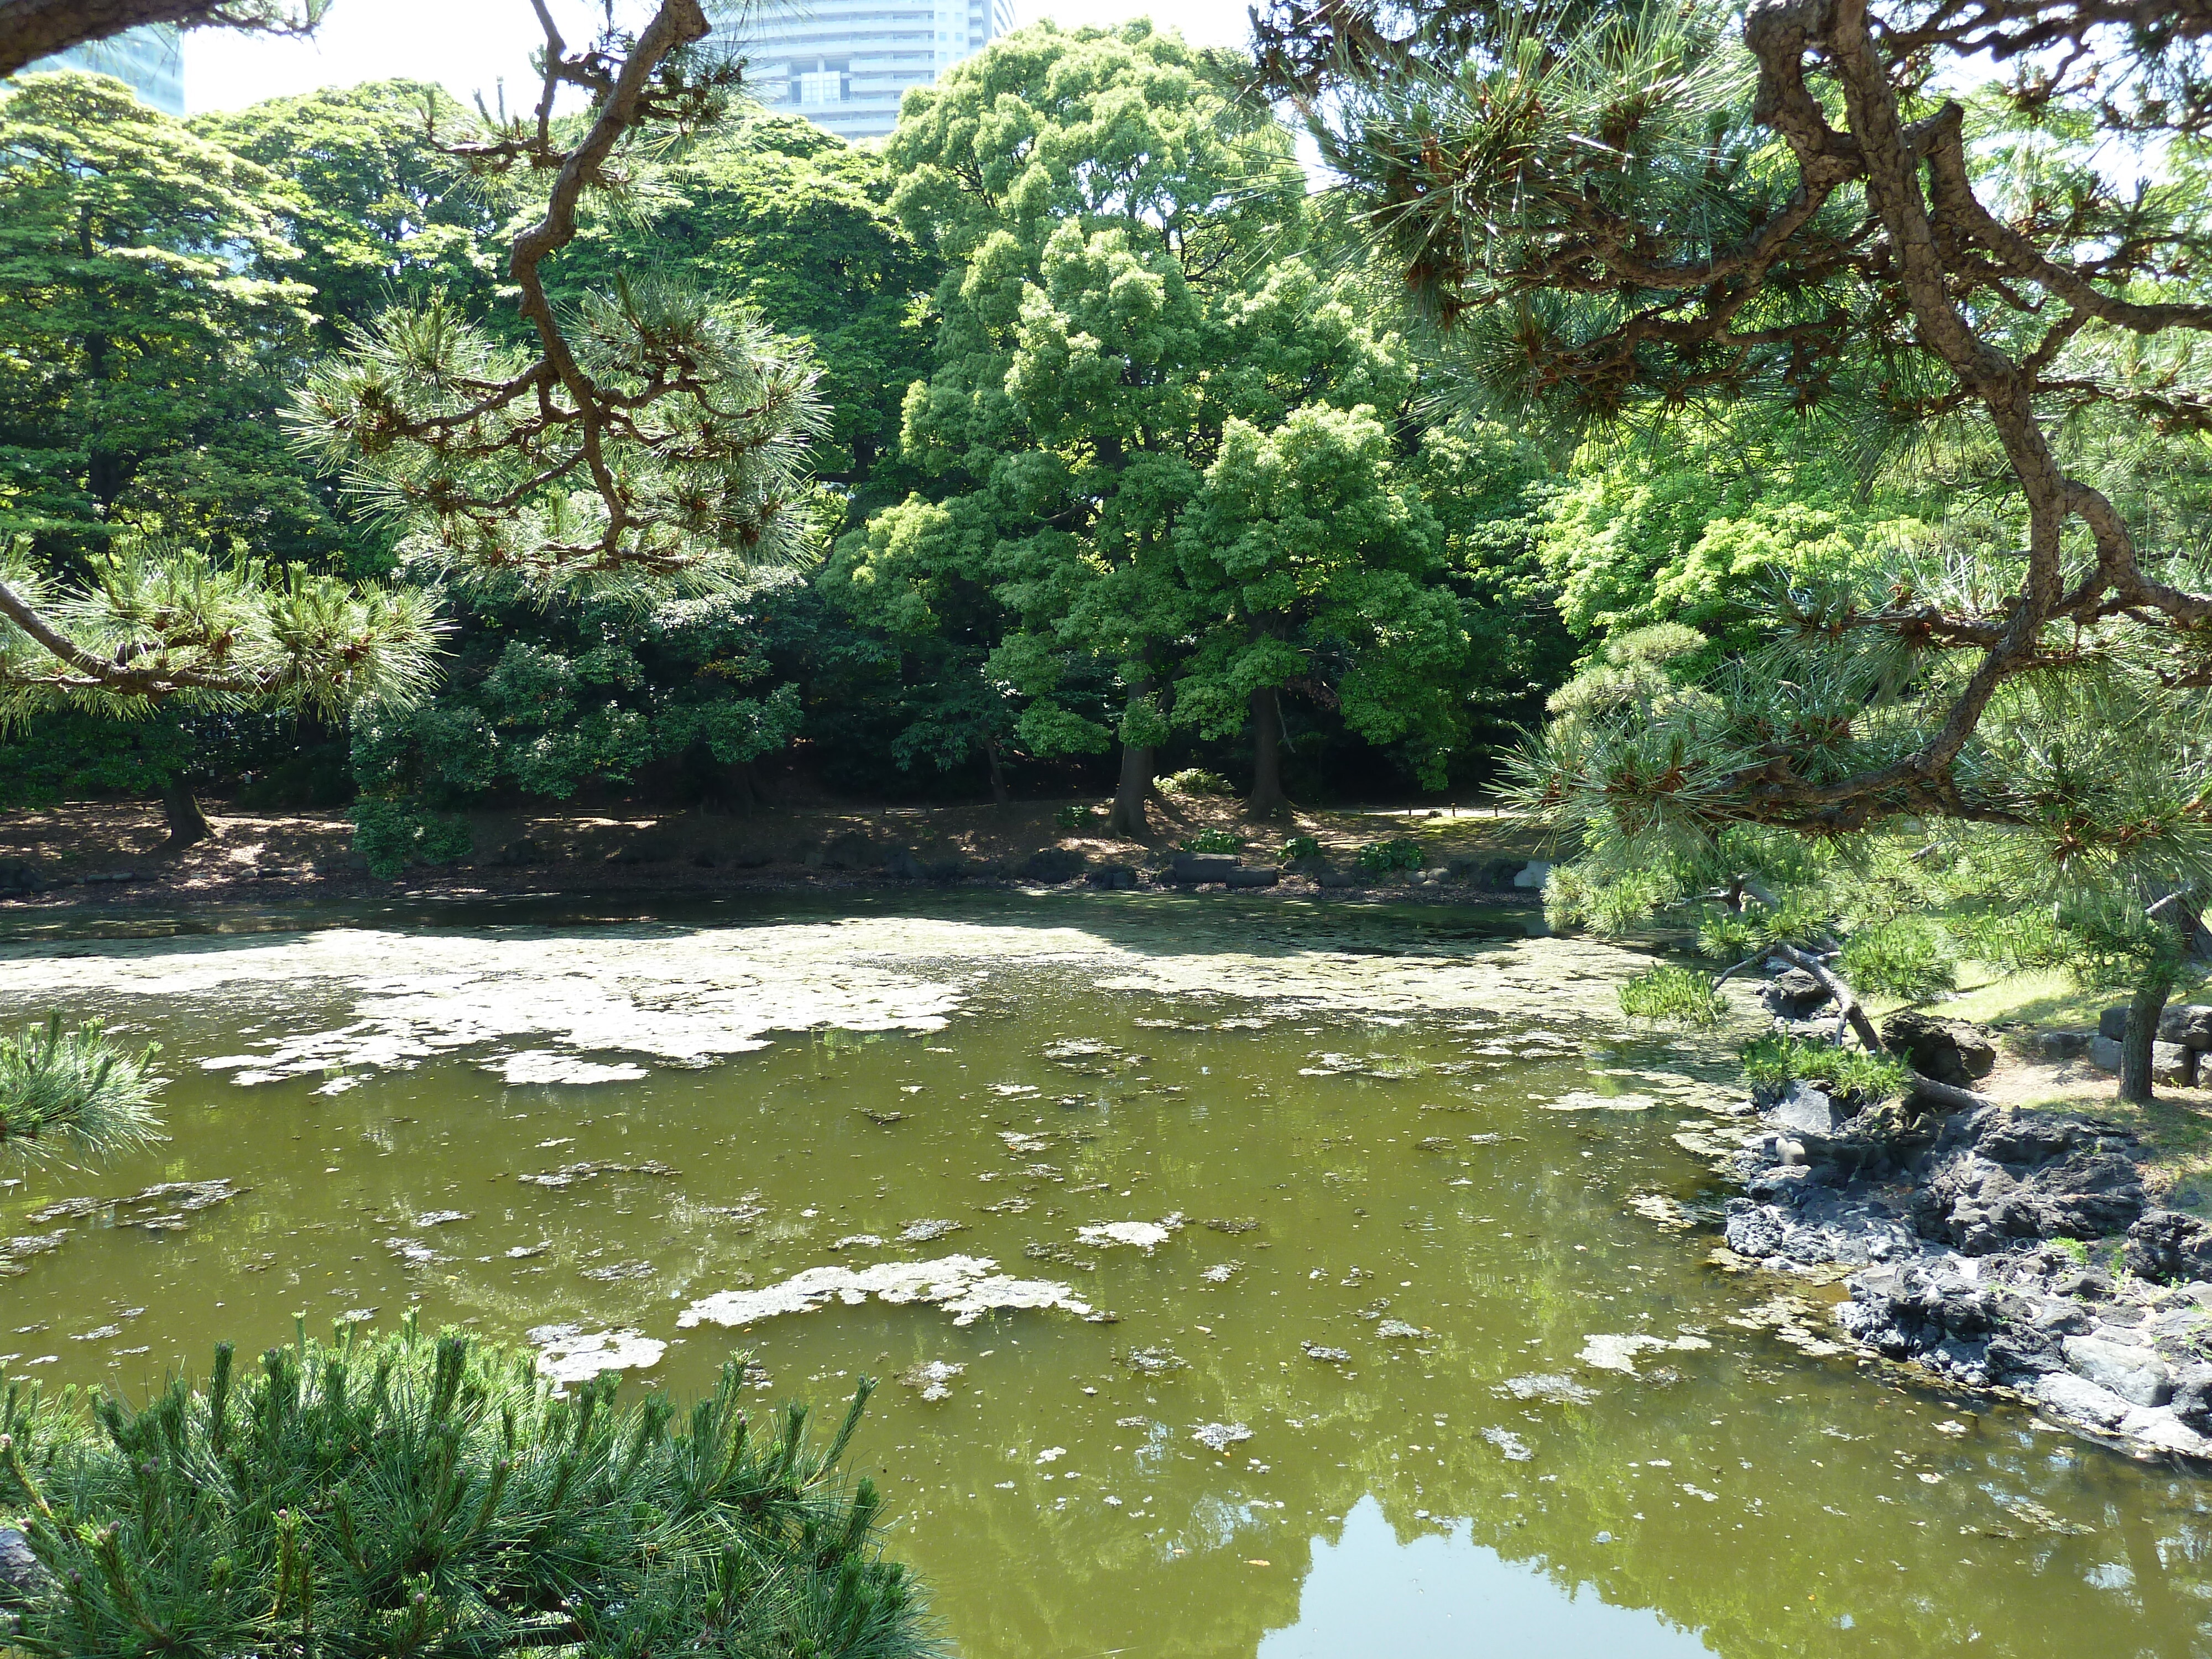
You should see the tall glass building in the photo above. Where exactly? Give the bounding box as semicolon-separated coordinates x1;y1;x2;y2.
714;0;1018;142
22;24;185;114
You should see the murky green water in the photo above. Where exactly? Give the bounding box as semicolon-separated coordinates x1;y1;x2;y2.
2;893;2208;1657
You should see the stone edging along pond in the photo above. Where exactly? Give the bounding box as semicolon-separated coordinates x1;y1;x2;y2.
1662;1014;2212;1466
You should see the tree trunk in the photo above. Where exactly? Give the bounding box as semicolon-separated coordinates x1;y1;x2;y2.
1245;686;1289;820
1107;737;1154;840
160;781;212;852
982;735;1010;806
2120;974;2172;1105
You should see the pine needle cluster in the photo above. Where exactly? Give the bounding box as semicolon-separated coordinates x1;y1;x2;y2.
0;1015;163;1159
0;1322;936;1659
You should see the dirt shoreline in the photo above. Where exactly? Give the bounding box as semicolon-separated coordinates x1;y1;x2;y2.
0;798;1551;914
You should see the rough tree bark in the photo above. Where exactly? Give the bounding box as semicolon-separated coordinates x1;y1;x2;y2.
1245;686;1290;820
2118;977;2171;1105
160;779;211;851
1107;733;1155;840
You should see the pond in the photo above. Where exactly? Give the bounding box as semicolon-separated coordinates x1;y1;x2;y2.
1;891;2206;1656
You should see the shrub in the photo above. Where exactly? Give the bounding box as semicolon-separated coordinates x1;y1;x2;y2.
352;799;473;879
1178;828;1241;854
1279;833;1323;865
0;1015;162;1158
1840;917;1959;1001
1052;802;1096;830
0;1322;932;1659
1618;964;1725;1026
1697;907;1758;962
1740;1034;1910;1104
1355;837;1425;873
1160;768;1233;796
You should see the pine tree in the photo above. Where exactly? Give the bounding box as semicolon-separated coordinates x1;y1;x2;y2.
1265;0;2212;1099
288;1;828;602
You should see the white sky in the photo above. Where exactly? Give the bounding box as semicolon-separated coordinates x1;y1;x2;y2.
182;0;1262;114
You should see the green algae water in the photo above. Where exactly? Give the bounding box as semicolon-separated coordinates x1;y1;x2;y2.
2;891;2208;1657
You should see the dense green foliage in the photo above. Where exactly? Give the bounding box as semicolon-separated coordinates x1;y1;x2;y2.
0;29;1573;822
0;74;333;567
0;1325;933;1658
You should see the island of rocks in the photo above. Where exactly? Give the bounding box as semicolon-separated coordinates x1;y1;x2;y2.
1703;975;2212;1462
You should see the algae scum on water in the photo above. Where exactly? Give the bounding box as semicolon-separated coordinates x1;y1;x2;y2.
2;891;2209;1657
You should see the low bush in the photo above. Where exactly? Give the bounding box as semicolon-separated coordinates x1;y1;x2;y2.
1355;838;1425;874
1052;803;1096;830
1618;964;1725;1026
1159;769;1233;796
1178;829;1241;854
1740;1033;1910;1104
1279;834;1322;865
352;799;473;879
0;1322;933;1659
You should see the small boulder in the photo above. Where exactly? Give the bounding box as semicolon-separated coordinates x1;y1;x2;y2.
2124;1210;2212;1284
2035;1030;2095;1061
926;856;969;881
1448;856;1525;890
1770;1082;1848;1141
1022;848;1088;883
0;859;45;895
2090;1035;2123;1073
2100;1005;2133;1041
2156;1041;2199;1088
492;836;548;868
1315;870;1361;889
2158;1004;2212;1050
1880;1010;1996;1089
2053;1267;2114;1301
2062;1334;2173;1407
884;847;926;881
1224;865;1280;889
1761;968;1831;1020
1086;863;1139;890
2173;1362;2212;1432
2036;1370;2133;1430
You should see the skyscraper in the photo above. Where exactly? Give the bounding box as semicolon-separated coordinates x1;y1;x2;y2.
714;0;1018;143
21;24;185;115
